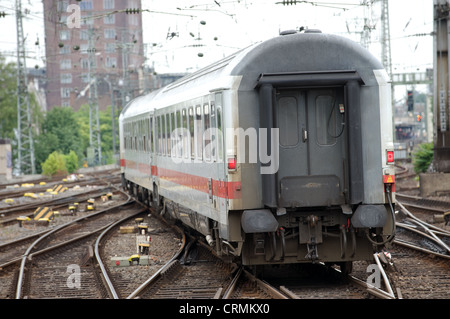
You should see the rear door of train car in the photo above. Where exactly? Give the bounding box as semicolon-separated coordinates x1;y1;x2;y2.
276;88;347;207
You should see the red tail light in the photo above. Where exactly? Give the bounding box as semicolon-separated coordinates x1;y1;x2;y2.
228;157;236;170
387;150;394;164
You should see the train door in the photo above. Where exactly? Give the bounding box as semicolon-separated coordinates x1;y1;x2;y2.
276;88;347;207
213;92;227;214
149;114;158;203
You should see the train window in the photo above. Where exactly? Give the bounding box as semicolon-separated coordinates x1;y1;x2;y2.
195;105;203;160
216;106;223;161
166;113;175;156
203;104;211;161
170;112;175;156
210;102;216;161
138;120;141;151
189;107;194;159
150;117;154;153
157;116;162;155
146;118;151;152
182;109;188;159
278;97;299;147
162;114;167;155
175;110;181;158
316;95;337;146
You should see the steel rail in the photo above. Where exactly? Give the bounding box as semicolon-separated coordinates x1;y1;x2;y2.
94;207;148;299
15;197;135;299
222;267;243;299
397;202;450;254
394;238;450;259
126;222;186;299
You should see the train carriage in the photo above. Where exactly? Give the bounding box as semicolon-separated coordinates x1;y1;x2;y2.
119;30;396;271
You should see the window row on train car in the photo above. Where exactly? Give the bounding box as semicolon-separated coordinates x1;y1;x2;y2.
123;94;224;162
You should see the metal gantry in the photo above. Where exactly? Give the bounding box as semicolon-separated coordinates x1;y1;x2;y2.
87;26;102;166
15;0;35;175
433;0;450;172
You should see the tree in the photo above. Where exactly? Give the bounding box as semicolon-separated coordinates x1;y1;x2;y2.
74;104;116;165
41;151;67;177
412;143;434;174
0;54;44;173
0;55;17;140
34;107;83;172
65;150;79;173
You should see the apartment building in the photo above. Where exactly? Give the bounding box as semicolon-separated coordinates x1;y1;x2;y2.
42;0;144;111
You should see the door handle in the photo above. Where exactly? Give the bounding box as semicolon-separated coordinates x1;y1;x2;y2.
302;128;308;143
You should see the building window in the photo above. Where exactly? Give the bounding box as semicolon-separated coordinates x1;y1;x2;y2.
80;30;89;40
80;1;93;11
81;73;89;83
81;14;94;26
105;43;116;53
105;56;117;68
80;44;89;54
59;46;70;55
60;30;70;41
80;59;89;69
62;100;71;107
61;87;71;98
57;1;69;12
60;73;72;84
104;14;115;24
60;59;71;69
104;0;114;9
104;29;116;39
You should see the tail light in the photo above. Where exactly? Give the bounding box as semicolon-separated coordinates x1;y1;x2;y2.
227;157;236;170
386;150;394;164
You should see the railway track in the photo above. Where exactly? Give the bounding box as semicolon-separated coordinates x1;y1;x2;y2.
129;241;236;299
99;207;185;298
13;199;145;299
1;164;448;300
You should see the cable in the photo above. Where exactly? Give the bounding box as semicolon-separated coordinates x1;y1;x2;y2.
365;184;396;246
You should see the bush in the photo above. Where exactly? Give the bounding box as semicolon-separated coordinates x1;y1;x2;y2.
65;150;79;174
41;151;67;177
412;143;434;174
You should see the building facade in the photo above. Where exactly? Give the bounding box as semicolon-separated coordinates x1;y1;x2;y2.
43;0;144;111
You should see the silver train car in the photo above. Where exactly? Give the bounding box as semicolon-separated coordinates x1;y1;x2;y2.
119;30;396;272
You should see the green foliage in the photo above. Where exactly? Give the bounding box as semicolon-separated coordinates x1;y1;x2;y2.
65;150;79;173
41;151;67;177
33;103;117;172
34;107;83;173
0;55;18;140
412;143;434;174
75;104;117;165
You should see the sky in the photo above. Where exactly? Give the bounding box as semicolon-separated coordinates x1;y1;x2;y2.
0;0;433;100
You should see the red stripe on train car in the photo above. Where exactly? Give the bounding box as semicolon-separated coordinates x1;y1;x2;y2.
123;159;241;199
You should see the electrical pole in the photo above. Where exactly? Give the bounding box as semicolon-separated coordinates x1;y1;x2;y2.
87;26;101;166
15;0;35;175
433;0;450;172
380;0;392;79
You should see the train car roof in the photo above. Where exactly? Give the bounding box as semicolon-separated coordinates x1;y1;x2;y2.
122;31;384;119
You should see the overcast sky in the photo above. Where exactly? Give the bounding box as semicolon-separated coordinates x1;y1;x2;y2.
0;0;433;98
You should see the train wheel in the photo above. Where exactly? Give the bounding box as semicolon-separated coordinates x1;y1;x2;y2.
152;183;160;207
339;261;353;275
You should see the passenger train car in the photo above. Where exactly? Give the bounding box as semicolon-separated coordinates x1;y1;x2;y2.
119;30;396;272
